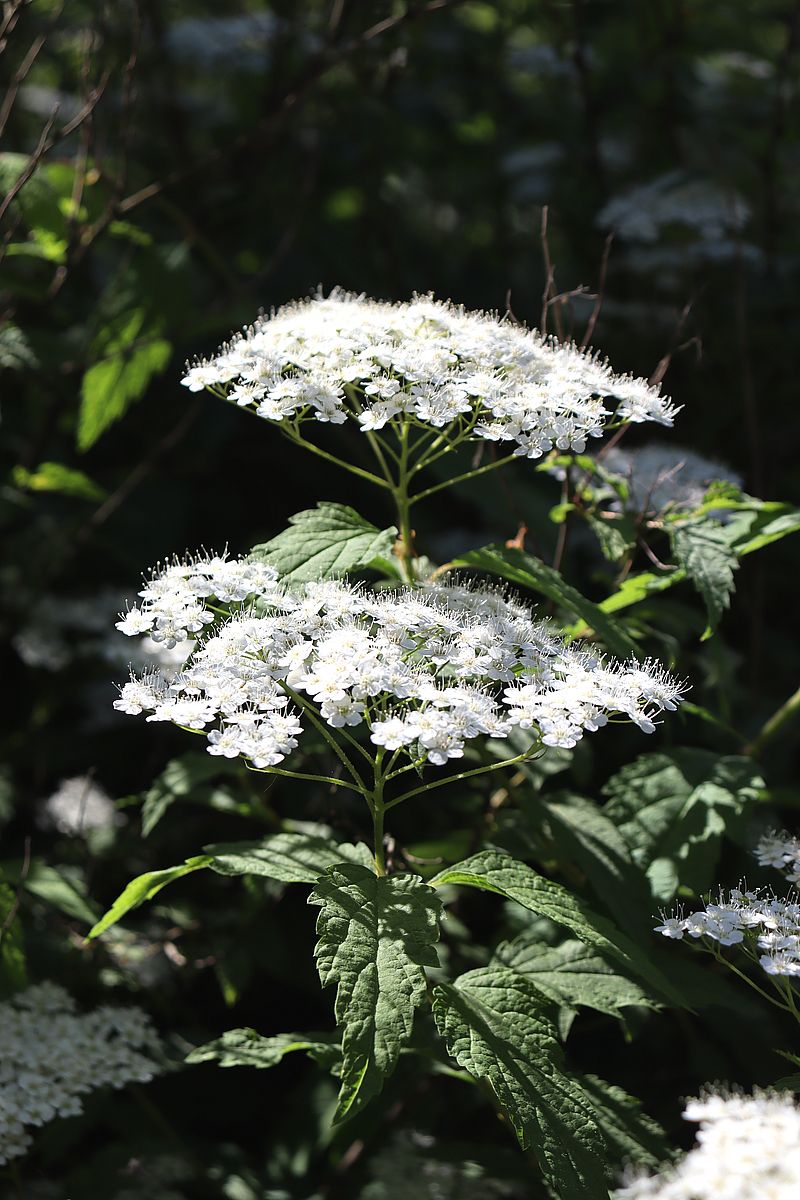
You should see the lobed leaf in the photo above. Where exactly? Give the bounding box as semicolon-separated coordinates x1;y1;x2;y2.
432;966;609;1198
601;750;764;902
250;502;397;583
308;863;442;1122
430;849;681;1006
669;520;737;638
494;936;658;1020
206;833;374;883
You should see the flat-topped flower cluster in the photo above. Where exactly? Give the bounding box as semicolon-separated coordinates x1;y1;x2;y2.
0;982;162;1165
114;554;684;771
615;1088;800;1200
656;827;800;977
656;887;800;977
181;292;677;460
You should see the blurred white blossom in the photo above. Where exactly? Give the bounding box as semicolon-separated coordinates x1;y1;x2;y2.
615;1088;800;1200
0;983;163;1165
41;775;120;837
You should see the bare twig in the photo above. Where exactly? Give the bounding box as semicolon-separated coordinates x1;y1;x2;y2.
580;232;613;349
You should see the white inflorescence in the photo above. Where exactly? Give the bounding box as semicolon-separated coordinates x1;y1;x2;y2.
655;887;800;977
0;982;162;1165
41;775;119;837
755;829;800;887
114;553;684;770
655;830;800;978
603;444;742;515
615;1088;800;1200
180;292;677;460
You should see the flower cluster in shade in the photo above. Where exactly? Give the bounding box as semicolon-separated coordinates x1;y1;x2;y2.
0;982;162;1165
114;554;685;771
41;774;121;837
655;828;800;977
614;1088;800;1200
181;292;677;461
602;443;742;516
755;829;800;887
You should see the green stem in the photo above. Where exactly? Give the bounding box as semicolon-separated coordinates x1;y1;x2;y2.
385;744;540;810
250;765;362;792
372;746;387;876
283;427;392;491
394;421;416;583
281;685;368;795
713;947;793;1014
747;683;800;758
410;453;518;506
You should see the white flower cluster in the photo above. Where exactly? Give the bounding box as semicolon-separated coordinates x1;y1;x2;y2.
41;775;120;837
615;1088;800;1200
0;982;162;1165
597;172;749;244
655;886;800;977
603;443;741;516
114;553;684;771
181;292;677;461
755;829;800;886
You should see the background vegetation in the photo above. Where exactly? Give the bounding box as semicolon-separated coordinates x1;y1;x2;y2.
2;1;800;1197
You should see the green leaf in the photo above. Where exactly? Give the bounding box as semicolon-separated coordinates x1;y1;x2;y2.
206;833;375;883
602;750;764;902
669;521;737;638
15;862;99;925
250;502;397;583
88;856;212;939
78;309;171;451
308;863;442;1121
586;513;636;563
12;461;106;502
433;967;608;1198
731;506;800;555
494;937;658;1020
0;880;26;997
453;545;639;659
578;1074;669;1171
430;850;681;1006
141;752;241;837
534;793;653;938
186;1027;340;1073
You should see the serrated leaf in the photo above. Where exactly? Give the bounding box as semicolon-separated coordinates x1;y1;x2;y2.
430;849;681;1006
453;545;639;659
12;461;106;502
88;856;212;938
206;832;375;883
670;521;737;638
494;937;658;1019
586;513;636;563
535;793;652;938
433;967;608;1198
578;1074;669;1170
0;880;26;998
186;1027;340;1073
602;750;764;902
308;864;441;1121
78;309;171;451
250;502;397;583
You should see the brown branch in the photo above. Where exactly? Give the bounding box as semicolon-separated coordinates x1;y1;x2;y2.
580;232;613;350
